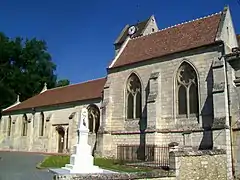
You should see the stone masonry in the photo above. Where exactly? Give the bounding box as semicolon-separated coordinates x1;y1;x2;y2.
101;44;227;156
52;147;227;180
0;100;102;154
169;147;227;180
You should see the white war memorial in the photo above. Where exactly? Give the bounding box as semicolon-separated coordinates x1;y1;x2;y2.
51;108;107;174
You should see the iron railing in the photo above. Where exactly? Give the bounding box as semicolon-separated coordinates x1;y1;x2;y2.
117;144;169;168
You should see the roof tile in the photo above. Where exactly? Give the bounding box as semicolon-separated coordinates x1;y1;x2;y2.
4;78;106;112
111;13;222;68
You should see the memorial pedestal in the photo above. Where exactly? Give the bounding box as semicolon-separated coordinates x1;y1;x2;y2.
61;108;103;174
61;129;103;174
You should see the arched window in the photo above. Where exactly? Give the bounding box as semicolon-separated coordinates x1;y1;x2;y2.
8;116;12;136
22;114;28;136
176;62;199;117
126;73;142;119
39;112;45;136
87;104;100;133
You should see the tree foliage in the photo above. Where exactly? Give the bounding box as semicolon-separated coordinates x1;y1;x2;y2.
0;32;68;110
56;79;70;87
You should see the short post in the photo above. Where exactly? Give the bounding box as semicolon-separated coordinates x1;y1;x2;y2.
168;142;180;177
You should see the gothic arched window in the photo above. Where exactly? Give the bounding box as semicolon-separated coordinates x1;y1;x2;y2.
126;73;142;119
87;104;100;133
22;114;28;136
39;112;45;136
176;62;199;117
8;116;12;136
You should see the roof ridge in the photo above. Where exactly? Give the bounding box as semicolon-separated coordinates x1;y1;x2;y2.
45;77;106;92
3;76;107;113
130;11;222;41
158;11;222;32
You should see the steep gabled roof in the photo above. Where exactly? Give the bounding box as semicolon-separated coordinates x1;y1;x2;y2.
3;78;106;113
110;12;222;69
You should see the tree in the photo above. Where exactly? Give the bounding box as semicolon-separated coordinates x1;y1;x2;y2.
0;32;65;110
56;79;70;87
0;32;17;109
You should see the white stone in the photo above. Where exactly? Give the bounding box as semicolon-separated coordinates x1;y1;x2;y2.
61;108;103;174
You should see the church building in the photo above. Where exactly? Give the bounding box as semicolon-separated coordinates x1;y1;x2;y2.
1;7;240;174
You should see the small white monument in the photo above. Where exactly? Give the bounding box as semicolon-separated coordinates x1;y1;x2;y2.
61;108;103;174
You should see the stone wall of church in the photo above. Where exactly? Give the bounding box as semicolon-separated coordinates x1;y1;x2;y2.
0;100;102;154
0;113;31;151
102;43;229;157
216;7;239;54
227;60;240;178
111;133;155;158
155;129;226;150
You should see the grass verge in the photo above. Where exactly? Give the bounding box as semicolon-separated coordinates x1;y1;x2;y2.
38;155;152;172
37;155;70;169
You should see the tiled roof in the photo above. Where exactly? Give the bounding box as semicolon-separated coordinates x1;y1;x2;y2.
110;12;222;68
3;78;106;112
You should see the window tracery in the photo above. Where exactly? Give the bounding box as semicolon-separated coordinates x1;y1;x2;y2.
176;62;199;117
87;105;100;133
126;73;142;119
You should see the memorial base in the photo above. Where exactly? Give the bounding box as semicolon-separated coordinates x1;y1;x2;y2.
61;129;103;174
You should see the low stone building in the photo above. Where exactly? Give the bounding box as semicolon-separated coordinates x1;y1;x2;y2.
1;6;240;178
0;78;106;153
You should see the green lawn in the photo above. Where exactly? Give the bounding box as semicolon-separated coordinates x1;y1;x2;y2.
39;155;70;168
38;155;152;172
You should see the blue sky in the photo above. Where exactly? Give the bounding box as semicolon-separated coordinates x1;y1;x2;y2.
1;0;240;84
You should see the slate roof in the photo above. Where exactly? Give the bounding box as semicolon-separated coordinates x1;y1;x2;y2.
3;78;106;113
110;12;222;68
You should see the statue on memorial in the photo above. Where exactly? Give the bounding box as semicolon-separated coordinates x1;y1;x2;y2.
77;129;80;143
81;108;88;129
59;107;104;174
83;119;86;127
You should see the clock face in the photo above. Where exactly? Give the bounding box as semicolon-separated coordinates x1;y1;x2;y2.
128;26;136;35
